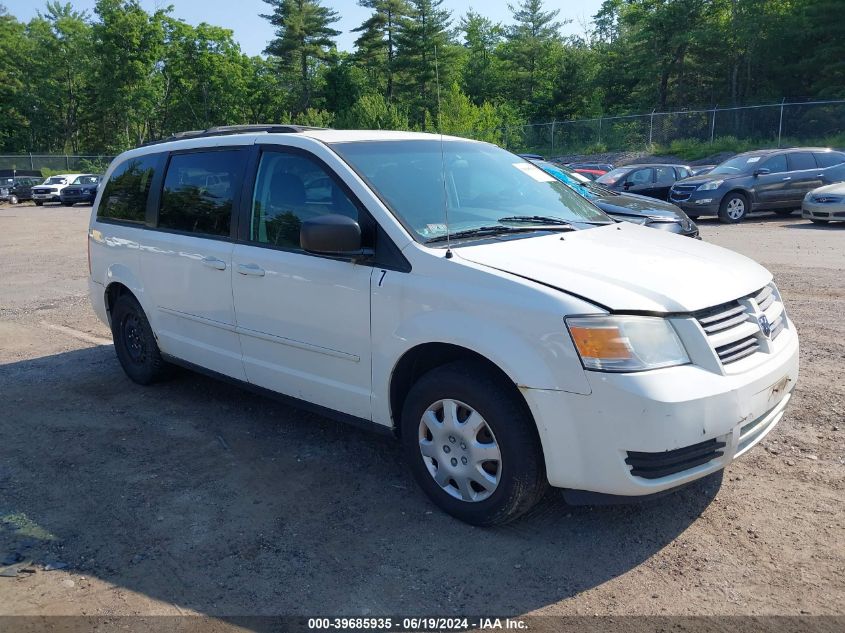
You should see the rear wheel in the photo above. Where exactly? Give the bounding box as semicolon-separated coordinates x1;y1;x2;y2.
62;201;73;207
718;192;748;223
111;294;171;385
400;361;547;526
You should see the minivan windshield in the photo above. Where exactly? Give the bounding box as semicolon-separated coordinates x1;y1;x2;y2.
709;154;767;175
330;140;612;242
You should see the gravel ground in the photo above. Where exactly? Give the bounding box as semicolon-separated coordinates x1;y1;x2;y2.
0;202;843;622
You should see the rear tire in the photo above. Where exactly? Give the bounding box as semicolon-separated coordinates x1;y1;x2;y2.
110;294;171;385
718;192;749;223
400;361;548;526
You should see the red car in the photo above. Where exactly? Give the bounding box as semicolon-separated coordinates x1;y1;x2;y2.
566;162;614;180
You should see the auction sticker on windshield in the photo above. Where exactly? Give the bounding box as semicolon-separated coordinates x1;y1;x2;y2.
513;162;556;182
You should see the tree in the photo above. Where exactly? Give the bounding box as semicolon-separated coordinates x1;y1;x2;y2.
459;10;504;106
394;0;455;125
261;0;340;113
351;0;409;101
503;0;564;113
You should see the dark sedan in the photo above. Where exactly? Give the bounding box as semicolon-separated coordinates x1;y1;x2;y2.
532;160;699;238
59;174;101;206
596;163;693;200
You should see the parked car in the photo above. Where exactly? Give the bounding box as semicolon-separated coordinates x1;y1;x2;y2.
669;148;845;223
0;176;41;204
531;159;699;238
690;165;716;176
566;162;614;180
60;174;102;206
597;164;693;200
89;125;798;525
802;182;845;225
31;174;85;205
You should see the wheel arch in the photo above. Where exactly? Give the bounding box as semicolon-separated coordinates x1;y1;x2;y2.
389;343;534;437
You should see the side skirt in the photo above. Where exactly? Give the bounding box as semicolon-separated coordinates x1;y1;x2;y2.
160;353;395;438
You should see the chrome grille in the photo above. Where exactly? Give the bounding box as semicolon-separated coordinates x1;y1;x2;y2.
694;283;786;366
670;184;697;201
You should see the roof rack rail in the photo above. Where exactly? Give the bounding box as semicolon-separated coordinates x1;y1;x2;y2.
142;124;326;146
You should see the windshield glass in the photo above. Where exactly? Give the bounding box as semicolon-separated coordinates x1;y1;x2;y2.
331;140;611;242
596;167;630;185
709;154;766;175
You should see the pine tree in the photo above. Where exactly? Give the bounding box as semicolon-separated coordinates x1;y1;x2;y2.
352;0;409;102
261;0;340;113
504;0;564;107
394;0;454;125
459;10;504;106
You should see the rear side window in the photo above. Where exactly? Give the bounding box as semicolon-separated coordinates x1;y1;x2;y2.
814;151;845;168
787;152;817;171
158;150;245;237
98;154;161;223
654;166;675;183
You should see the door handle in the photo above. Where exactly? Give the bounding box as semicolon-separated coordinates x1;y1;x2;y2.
781;177;791;181
236;263;265;277
201;256;226;271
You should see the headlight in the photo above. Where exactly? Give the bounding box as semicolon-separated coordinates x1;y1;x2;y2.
566;315;690;372
697;180;723;191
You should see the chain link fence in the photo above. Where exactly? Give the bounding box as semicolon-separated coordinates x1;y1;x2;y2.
0;154;115;175
493;99;845;158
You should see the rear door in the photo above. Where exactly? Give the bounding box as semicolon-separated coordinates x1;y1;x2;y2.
231;145;374;419
623;168;655;196
139;146;248;380
786;151;823;202
653;166;676;200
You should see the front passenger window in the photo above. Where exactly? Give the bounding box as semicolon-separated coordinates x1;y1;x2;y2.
250;152;360;249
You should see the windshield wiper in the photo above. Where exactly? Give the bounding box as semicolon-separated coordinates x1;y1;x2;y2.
497;215;575;226
425;223;573;244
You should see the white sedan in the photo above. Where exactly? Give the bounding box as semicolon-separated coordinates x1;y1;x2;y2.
802;182;845;224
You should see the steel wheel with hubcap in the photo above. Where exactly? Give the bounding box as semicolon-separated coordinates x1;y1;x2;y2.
718;193;748;223
401;360;547;526
418;399;501;502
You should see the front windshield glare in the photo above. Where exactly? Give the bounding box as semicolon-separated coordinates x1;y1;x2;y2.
330;140;612;242
710;155;764;175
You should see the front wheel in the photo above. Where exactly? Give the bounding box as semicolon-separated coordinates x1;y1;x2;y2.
8;195;18;205
34;200;43;206
400;361;548;526
810;219;829;225
111;294;172;385
718;193;749;223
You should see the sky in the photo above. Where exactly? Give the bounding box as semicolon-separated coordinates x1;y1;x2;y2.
5;0;605;57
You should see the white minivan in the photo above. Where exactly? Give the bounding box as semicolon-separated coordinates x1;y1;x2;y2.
88;126;799;525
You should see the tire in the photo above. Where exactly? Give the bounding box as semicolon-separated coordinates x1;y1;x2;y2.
8;195;18;205
686;213;700;220
810;219;829;225
400;361;547;526
34;200;43;206
718;192;749;223
110;293;171;385
62;201;73;207
774;209;796;216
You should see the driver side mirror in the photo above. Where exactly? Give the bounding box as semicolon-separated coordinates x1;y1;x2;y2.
623;181;634;189
753;168;770;177
300;214;372;258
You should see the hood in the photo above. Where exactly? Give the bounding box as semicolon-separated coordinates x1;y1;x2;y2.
675;172;747;187
455;222;770;313
594;191;686;220
810;182;845;196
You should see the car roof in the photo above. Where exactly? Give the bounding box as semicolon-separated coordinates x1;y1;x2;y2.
46;173;85;179
618;163;689;169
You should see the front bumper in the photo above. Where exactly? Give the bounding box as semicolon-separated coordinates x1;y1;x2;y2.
802;200;845;221
32;191;59;201
523;324;798;496
670;190;722;216
61;193;95;203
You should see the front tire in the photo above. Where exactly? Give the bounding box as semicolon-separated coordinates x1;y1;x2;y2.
111;294;171;385
34;200;43;206
810;219;829;225
718;192;749;223
400;361;547;526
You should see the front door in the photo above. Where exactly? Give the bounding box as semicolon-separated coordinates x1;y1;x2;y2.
753;154;789;207
232;146;374;420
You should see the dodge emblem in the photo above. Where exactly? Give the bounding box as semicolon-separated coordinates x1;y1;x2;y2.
758;314;771;338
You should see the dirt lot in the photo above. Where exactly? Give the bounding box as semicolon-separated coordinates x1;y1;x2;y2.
0;203;843;622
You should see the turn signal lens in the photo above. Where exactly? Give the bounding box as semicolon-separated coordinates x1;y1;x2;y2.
566;315;690;372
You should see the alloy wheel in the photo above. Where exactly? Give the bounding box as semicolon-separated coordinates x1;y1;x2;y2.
726;197;745;220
